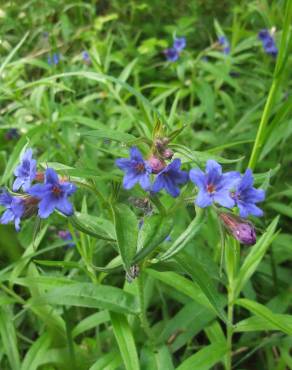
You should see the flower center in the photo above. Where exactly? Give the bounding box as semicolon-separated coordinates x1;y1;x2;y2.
52;185;62;197
135;163;145;173
207;183;216;193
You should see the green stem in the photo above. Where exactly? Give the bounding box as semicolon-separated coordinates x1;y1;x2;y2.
137;271;153;342
226;286;234;370
248;0;292;170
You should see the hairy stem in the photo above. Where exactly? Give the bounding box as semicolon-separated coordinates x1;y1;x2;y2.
226;285;234;370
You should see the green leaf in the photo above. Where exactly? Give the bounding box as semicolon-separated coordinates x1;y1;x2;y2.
0;306;21;370
72;311;110;338
234;314;292;333
146;269;214;312
236;299;292;336
21;333;51;370
29;283;140;315
172;144;243;165
89;352;122;370
176;253;227;323
112;204;138;271
83;128;137;143
134;214;173;263
110;312;140;370
176;342;227;370
155;208;205;262
234;216;279;298
69;212;116;241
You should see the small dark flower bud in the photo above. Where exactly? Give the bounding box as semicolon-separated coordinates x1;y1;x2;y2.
148;155;166;174
154;139;164;150
219;212;256;245
162;148;174;160
22;196;39;218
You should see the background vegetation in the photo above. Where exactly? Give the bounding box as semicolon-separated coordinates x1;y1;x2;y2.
0;0;291;369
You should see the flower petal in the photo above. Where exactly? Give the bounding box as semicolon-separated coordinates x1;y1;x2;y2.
56;197;74;216
196;190;212;208
12;177;24;192
130;147;143;162
45;168;59;185
206;160;222;175
139;174;151;191
213;191;235;208
152;176;164;193
0;209;15;224
189;168;206;190
116;158;132;171
28;184;51;198
38;196;56;218
123;172;139;189
163;176;180;197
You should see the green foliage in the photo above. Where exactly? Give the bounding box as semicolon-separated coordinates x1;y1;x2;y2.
0;0;291;369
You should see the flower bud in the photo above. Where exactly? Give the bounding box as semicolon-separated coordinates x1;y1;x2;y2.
162;148;174;159
22;196;39;218
148;155;166;174
35;172;44;182
219;212;256;245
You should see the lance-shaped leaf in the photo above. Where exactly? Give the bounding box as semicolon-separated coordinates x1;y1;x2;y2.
111;204;138;271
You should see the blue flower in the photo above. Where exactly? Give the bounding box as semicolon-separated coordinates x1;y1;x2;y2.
58;230;75;247
0;190;24;231
164;47;180;62
258;29;278;57
116;147;152;191
232;169;265;218
218;36;230;54
13;148;37;192
28;168;76;219
48;53;60;65
152;159;188;197
173;37;186;52
5;128;19;141
190;160;240;208
82;51;90;63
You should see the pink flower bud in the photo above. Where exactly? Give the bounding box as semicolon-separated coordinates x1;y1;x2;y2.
148;156;166;174
162;148;174;159
219;212;256;245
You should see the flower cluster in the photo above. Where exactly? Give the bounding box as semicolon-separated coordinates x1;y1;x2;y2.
116;151;265;245
258;29;278;57
218;36;230;54
0;148;76;231
116;146;188;198
164;37;186;62
190;160;265;218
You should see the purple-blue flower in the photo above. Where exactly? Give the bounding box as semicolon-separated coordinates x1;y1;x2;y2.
0;190;24;231
28;168;76;219
258;29;278;57
116;147;152;191
13;148;37;192
164;47;180;62
232;169;265;218
48;53;60;65
152;159;188;197
190;160;240;208
173;37;186;52
58;230;75;247
82;51;90;63
218;36;230;54
5;128;19;141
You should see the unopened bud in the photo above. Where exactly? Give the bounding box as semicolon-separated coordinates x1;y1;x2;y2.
162;148;174;159
23;196;39;218
148;155;166;174
35;172;44;182
219;212;256;245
